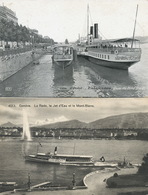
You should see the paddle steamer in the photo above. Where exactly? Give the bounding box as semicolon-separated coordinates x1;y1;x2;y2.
77;5;141;70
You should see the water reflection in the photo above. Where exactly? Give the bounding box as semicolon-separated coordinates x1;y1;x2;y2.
22;141;33;155
52;61;75;97
73;56;138;97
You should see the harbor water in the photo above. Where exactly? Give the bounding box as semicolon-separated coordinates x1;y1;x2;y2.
0;44;148;97
0;138;148;188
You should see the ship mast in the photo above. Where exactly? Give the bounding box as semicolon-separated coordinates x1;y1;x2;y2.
131;5;138;48
87;4;89;44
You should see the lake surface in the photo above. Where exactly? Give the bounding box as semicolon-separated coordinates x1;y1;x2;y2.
0;43;148;97
0;138;147;188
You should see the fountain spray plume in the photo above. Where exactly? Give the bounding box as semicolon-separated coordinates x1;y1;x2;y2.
21;109;32;141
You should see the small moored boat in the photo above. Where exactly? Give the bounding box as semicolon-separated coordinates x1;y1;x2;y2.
52;44;74;69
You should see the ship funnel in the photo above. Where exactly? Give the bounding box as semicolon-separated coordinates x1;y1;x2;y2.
54;146;57;155
90;26;93;35
94;23;98;38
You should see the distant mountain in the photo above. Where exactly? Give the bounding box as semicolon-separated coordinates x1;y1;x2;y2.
135;36;148;43
33;113;148;130
88;113;148;129
36;120;87;129
1;122;18;128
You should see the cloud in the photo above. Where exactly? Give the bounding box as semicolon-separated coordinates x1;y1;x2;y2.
0;105;22;124
35;116;69;126
0;105;20;117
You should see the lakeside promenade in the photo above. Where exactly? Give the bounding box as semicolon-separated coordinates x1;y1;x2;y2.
2;167;148;195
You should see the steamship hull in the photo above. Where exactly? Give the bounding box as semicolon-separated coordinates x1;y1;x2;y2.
87;55;136;70
80;40;141;70
25;156;95;166
25;156;117;167
25;152;94;166
25;155;65;164
53;59;73;69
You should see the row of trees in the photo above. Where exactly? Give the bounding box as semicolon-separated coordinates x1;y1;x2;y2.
0;19;54;47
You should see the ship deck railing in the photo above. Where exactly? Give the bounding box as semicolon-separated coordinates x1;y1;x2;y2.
87;47;141;54
53;53;73;60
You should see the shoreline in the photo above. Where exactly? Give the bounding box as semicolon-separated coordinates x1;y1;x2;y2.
0;136;147;142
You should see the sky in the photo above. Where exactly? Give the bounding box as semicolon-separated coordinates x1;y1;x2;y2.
0;0;147;42
0;98;148;125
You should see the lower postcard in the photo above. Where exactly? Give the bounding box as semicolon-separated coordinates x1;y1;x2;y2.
0;98;148;195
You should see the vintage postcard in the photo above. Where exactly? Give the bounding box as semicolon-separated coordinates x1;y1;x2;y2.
0;0;148;97
0;98;148;194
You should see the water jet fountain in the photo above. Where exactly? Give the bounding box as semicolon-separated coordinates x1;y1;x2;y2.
21;110;32;141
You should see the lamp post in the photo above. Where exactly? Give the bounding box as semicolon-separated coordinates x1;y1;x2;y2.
72;172;76;189
27;173;31;191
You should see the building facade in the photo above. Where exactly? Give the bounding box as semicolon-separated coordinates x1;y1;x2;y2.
0;5;18;24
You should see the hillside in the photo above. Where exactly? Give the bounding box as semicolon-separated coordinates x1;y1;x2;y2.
88;113;148;129
135;36;148;43
1;122;18;128
36;119;87;129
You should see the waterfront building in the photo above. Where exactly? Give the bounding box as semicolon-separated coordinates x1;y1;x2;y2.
123;130;137;137
0;5;18;24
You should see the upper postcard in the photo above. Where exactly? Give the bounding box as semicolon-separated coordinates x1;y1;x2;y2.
0;0;147;97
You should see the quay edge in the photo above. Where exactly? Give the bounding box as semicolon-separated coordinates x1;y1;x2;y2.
0;49;45;82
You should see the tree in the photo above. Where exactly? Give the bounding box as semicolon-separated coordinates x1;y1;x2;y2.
138;153;148;175
0;18;54;47
0;20;4;45
0;19;8;44
65;39;69;44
